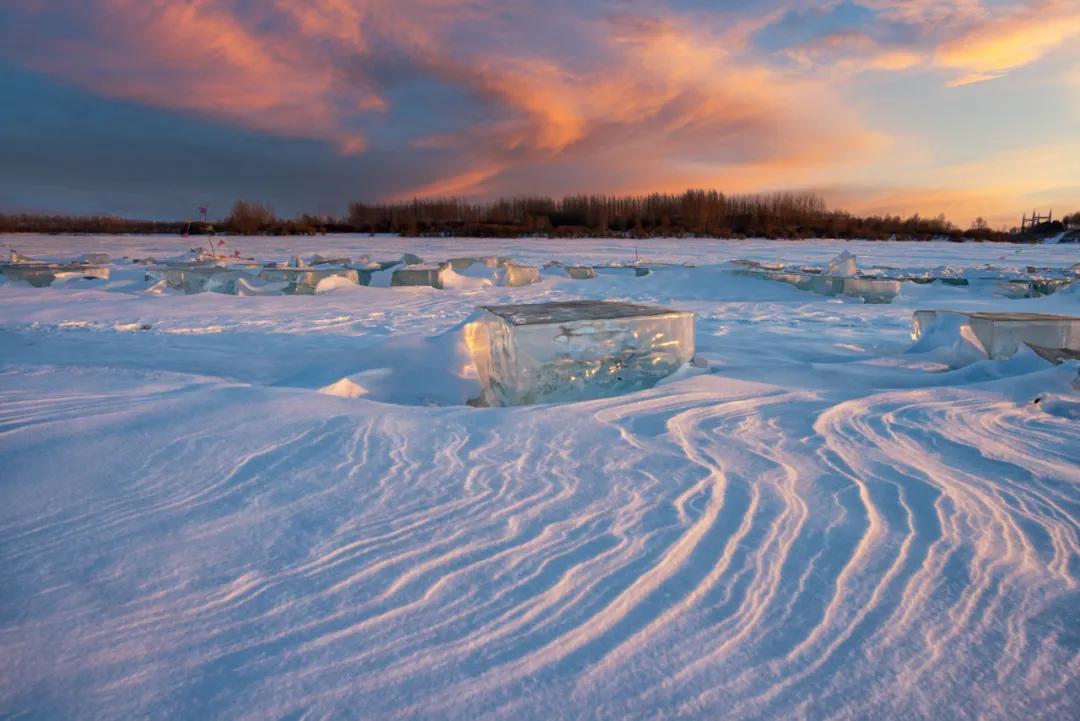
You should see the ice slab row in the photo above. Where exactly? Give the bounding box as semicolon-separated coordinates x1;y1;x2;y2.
913;310;1080;359
466;300;695;406
392;261;542;289
146;267;248;294
0;262;109;286
257;267;360;294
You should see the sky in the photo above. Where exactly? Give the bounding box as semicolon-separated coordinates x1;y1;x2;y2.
0;0;1077;228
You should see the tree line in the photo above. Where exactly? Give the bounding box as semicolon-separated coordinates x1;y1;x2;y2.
3;191;1076;241
344;191;984;240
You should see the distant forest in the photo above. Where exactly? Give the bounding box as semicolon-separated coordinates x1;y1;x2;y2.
3;191;1077;242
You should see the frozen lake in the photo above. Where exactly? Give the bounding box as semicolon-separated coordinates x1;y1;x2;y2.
2;235;1078;719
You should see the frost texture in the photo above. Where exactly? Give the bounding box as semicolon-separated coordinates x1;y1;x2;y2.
468;301;695;406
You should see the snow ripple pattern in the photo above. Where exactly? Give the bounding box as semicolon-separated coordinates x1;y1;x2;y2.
1;368;1077;720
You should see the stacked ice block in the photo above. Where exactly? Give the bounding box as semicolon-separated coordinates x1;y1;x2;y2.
467;300;695;406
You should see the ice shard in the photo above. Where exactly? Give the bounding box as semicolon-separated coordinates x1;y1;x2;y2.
827;250;857;277
466;300;695;406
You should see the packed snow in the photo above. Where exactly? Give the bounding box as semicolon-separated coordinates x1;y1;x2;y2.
1;235;1078;720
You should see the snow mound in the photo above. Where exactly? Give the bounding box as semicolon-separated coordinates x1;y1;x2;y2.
318;377;368;399
314;275;359;294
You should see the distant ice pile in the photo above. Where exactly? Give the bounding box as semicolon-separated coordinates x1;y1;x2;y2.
466;300;695;406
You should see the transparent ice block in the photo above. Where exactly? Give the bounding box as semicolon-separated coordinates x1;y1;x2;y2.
497;263;541;287
912;310;1080;359
391;264;449;288
761;271;899;303
466;300;695;406
840;277;901;303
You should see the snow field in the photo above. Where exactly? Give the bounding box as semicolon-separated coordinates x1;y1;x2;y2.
1;236;1078;719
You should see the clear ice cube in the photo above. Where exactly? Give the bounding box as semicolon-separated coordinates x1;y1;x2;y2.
466;300;695;406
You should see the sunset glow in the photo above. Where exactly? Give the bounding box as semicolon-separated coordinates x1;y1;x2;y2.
1;0;1077;225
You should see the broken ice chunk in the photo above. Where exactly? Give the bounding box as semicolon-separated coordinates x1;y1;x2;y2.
466;300;695;406
497;263;541;287
565;266;598;279
840;277;901;304
0;259;110;287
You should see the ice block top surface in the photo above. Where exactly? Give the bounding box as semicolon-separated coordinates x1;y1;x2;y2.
918;310;1079;322
483;300;685;326
966;312;1078;322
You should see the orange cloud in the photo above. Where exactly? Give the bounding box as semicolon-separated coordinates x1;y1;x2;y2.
10;0;370;148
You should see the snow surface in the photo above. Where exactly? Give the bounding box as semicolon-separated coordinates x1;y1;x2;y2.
1;235;1078;719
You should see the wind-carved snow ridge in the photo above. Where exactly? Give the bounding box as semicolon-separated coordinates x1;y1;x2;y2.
0;236;1078;720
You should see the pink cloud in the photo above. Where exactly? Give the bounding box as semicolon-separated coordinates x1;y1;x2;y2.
934;0;1080;85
